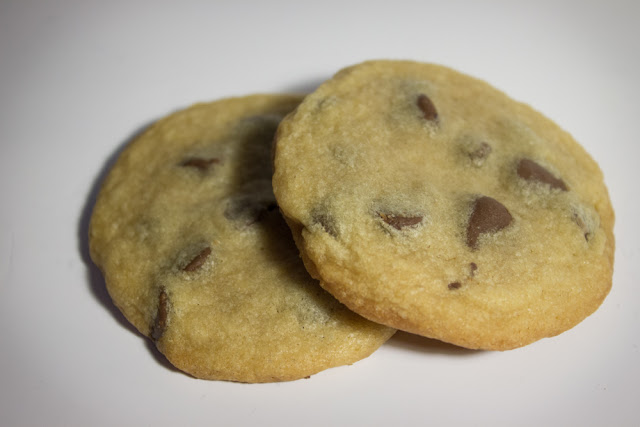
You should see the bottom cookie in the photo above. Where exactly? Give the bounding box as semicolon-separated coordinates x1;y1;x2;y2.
89;94;395;382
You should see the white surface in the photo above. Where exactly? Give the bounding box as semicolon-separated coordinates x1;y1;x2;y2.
1;0;639;425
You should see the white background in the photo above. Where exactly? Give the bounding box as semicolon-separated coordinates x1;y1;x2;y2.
1;1;639;425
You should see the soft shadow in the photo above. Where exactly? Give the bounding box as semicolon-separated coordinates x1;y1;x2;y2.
144;340;186;375
77;119;182;375
224;106;305;287
280;76;328;95
385;331;482;356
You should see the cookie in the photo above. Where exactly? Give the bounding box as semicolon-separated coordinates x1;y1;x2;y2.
272;61;615;350
89;94;395;382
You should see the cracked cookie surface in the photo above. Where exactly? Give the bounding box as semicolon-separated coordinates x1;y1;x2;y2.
89;94;394;382
272;61;615;350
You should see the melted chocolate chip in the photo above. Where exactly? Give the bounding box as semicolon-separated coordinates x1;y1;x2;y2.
469;142;492;163
466;196;513;249
378;213;423;230
517;158;567;191
469;262;478;276
150;288;168;341
572;212;591;242
448;282;462;290
313;212;338;237
181;157;220;171
417;94;438;122
183;247;211;272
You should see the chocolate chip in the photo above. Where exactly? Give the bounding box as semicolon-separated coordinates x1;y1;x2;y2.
417;94;438;122
183;247;211;272
469;142;492;164
448;282;462;290
469;262;478;276
181;157;220;170
466;196;513;249
378;213;423;230
312;212;338;237
572;212;591;242
150;288;168;341
517;158;567;191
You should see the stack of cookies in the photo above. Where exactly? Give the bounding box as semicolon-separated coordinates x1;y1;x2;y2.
89;60;614;382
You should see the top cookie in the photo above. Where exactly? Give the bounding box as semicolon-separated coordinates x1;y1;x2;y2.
89;94;394;382
272;60;614;350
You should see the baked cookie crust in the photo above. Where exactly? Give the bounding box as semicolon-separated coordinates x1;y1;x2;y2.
272;61;614;350
89;94;394;382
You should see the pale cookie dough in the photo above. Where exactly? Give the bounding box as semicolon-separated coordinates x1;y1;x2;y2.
89;94;394;382
272;61;615;350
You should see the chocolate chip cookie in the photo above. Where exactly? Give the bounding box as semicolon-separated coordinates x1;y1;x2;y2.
89;94;395;382
272;61;615;350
